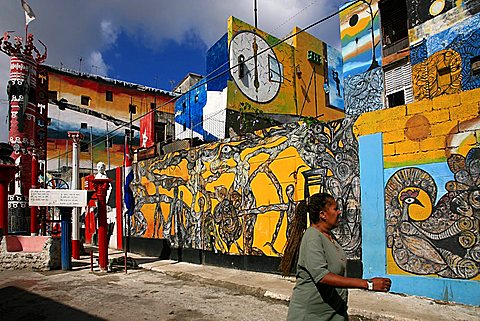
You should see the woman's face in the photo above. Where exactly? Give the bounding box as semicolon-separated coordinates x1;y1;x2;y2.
321;199;342;229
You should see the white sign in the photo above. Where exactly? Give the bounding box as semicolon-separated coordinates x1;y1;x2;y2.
29;189;88;207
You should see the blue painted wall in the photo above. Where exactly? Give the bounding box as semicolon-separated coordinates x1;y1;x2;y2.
174;79;217;142
206;33;229;91
326;44;345;111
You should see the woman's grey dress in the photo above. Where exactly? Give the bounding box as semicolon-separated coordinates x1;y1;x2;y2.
287;226;348;321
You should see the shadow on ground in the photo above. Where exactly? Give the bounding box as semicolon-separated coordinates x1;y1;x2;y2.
0;286;106;321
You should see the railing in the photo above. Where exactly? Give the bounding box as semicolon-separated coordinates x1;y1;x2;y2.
382;37;409;57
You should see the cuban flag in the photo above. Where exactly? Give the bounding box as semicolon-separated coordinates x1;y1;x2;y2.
124;141;134;217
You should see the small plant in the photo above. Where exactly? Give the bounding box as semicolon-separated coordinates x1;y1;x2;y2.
238;102;275;134
300;115;324;127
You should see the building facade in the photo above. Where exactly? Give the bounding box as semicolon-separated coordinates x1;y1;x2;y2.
45;66;177;177
341;0;480;114
174;16;345;142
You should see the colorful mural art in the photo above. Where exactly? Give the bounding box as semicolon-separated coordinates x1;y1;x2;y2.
411;13;480;100
175;17;344;141
412;49;462;101
407;0;480;44
384;147;480;280
325;44;345;110
340;0;382;78
46;66;176;171
406;0;455;28
130;117;362;259
344;67;384;114
340;0;384;115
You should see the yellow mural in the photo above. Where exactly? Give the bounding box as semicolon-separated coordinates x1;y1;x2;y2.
130;118;362;259
412;49;462;101
225;17;343;121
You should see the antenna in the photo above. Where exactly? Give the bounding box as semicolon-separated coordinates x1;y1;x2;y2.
254;0;258;28
79;57;83;73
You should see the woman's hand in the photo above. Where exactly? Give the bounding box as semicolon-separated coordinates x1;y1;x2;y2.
371;277;391;292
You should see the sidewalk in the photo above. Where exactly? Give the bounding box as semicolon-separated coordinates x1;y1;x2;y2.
86;247;480;321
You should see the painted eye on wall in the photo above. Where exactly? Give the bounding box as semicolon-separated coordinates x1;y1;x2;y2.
404;197;416;204
349;14;359;27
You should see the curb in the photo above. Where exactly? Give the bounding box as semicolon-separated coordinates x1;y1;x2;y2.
140;263;290;303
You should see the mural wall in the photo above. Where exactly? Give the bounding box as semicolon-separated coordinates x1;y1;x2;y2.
410;12;480;100
325;44;345;110
130;117;362;260
46;67;176;171
356;87;480;304
175;17;344;142
407;0;480;45
340;0;384;115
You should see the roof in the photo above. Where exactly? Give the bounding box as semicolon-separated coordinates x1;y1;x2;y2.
45;64;179;97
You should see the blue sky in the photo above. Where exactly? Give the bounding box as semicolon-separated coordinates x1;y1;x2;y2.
0;0;348;141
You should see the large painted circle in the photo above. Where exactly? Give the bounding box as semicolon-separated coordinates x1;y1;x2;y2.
229;31;281;103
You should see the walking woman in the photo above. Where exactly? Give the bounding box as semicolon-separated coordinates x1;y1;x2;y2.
281;192;391;321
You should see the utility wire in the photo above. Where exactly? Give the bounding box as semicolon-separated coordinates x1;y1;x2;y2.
46;0;360;163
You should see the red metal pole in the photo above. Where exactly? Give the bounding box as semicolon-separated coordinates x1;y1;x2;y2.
92;178;111;271
0;165;17;235
116;167;123;250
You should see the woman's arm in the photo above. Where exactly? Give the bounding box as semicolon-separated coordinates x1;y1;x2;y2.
320;272;391;292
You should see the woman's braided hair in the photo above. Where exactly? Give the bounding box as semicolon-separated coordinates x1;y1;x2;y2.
280;192;334;276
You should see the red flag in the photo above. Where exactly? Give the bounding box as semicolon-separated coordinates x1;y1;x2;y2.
21;0;36;26
140;111;155;148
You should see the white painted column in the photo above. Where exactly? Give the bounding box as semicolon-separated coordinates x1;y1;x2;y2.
68;131;83;259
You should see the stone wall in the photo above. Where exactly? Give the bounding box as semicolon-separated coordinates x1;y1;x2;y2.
0;236;61;271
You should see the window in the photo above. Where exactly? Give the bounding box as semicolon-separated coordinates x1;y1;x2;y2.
471;56;480;77
106;91;113;102
268;55;283;83
80;142;90;152
387;91;405;107
81;95;90;106
183;123;186;131
384;60;413;107
182;101;186;113
48;90;58;100
150;102;156;110
379;0;408;56
195;95;199;103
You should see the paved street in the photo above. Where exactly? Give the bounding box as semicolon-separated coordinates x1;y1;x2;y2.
1;247;479;321
0;267;288;321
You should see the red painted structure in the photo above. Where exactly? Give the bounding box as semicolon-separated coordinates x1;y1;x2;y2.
1;32;47;234
0;165;17;235
83;174;96;244
115;167;123;250
92;178;111;271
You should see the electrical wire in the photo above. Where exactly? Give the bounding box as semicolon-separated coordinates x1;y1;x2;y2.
46;0;360;163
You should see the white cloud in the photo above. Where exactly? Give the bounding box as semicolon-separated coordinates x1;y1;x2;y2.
87;51;109;76
0;0;347;110
100;20;119;46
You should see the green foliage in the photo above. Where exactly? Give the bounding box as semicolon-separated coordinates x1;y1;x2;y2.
238;102;275;134
300;115;324;127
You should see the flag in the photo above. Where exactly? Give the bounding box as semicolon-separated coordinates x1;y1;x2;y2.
21;0;36;26
139;111;155;148
124;141;134;217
